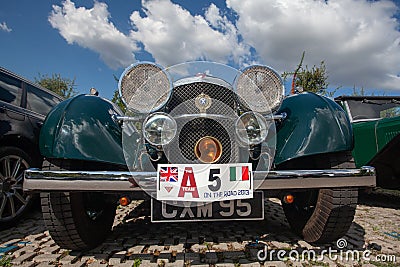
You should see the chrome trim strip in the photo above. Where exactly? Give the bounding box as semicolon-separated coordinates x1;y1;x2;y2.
173;75;233;90
115;113;287;122
24;167;375;192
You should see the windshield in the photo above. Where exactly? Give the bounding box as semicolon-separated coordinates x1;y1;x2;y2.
347;99;400;121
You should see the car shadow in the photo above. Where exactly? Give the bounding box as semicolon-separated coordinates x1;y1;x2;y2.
359;189;400;209
95;198;367;259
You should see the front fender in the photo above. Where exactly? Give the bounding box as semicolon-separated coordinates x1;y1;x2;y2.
40;95;126;166
274;92;353;165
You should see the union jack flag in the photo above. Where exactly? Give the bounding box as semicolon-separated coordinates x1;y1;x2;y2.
159;167;178;182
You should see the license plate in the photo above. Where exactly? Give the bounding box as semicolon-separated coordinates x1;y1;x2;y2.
157;163;253;202
151;191;264;222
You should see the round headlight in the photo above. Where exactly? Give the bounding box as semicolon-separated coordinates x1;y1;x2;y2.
235;112;269;145
119;62;172;113
143;113;177;146
235;65;284;114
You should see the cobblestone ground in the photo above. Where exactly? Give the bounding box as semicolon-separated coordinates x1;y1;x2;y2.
0;192;399;267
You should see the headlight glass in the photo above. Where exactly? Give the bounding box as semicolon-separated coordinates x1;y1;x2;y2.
235;65;284;114
143;113;177;146
235;112;269;145
119;62;171;113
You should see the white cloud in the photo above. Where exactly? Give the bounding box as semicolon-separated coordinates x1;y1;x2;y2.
227;0;400;90
129;0;250;66
48;0;138;69
0;22;12;32
48;0;400;91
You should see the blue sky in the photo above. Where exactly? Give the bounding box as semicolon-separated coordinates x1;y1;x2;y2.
1;0;400;100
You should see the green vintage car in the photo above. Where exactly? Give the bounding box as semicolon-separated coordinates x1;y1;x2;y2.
24;62;375;251
335;96;400;189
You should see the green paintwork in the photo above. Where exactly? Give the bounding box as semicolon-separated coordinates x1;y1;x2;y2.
274;92;353;165
40;95;126;166
352;116;400;167
40;92;353;168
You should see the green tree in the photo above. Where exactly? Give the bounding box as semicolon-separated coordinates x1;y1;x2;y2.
283;52;334;96
35;73;77;98
111;74;126;113
111;89;126;113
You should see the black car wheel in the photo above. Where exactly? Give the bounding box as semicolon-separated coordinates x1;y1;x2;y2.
0;147;34;224
279;152;358;243
41;192;116;251
282;188;358;243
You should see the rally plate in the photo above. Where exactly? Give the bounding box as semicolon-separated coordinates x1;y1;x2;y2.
157;163;253;202
151;191;264;222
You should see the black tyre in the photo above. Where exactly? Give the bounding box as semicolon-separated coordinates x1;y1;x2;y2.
41;192;116;251
282;188;358;243
0;147;35;225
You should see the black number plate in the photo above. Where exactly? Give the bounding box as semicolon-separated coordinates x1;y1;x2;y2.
151;191;264;222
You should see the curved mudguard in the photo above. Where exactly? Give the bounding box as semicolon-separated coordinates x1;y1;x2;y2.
40;93;353;168
39;95;126;166
274;92;353;165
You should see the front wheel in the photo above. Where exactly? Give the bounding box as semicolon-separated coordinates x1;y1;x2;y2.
282;188;358;243
41;192;116;251
0;147;35;225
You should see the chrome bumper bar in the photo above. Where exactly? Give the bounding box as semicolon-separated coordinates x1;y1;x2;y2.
24;167;376;192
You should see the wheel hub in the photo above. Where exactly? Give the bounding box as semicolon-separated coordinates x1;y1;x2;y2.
0;179;12;194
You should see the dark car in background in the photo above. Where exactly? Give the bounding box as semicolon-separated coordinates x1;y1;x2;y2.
335;95;400;189
0;66;63;224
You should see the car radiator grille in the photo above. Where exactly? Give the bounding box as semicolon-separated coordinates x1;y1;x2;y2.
164;82;239;164
167;82;236;112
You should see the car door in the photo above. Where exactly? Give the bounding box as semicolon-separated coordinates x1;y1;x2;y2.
0;71;26;139
24;83;62;146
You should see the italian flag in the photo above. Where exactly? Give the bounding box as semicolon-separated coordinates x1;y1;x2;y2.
230;166;249;181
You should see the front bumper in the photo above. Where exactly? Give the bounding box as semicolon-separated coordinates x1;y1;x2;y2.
24;167;376;192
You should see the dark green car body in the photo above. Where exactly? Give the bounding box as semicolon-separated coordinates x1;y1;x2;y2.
336;96;400;189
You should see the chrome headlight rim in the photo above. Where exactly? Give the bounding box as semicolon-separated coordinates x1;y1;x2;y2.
235;64;285;114
118;61;173;113
235;111;269;146
142;112;177;146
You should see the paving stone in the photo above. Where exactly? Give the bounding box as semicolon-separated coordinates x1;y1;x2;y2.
167;259;184;267
216;263;236;267
140;259;158;267
108;250;126;265
289;262;304;267
39;245;60;254
15;262;36;267
240;263;261;267
87;261;108;266
11;252;37;265
127;245;145;254
213;243;229;251
32;253;60;263
0;238;22;247
128;253;154;261
204;251;218;264
169;244;185;252
222;251;246;260
58;254;80;264
190;244;207;253
148;245;163;255
184;252;200;261
61;262;85;267
35;263;55;267
296;241;315;250
231;242;246;251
